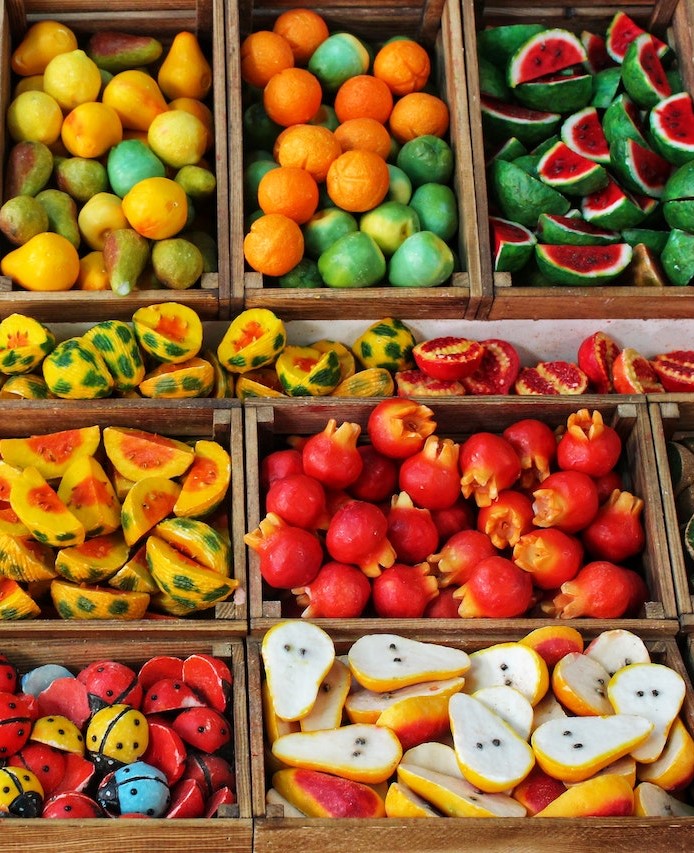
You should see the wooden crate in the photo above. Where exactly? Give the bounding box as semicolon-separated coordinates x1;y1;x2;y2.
0;634;252;851
462;0;694;320
230;0;483;320
249;627;694;851
245;395;678;636
648;397;694;630
0;0;236;321
0;399;247;627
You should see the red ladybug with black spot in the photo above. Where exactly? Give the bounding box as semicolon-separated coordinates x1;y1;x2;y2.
0;691;32;758
78;660;143;712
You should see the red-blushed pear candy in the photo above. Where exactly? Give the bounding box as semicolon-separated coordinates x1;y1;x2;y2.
181;653;232;714
266;786;306;817
372;561;439;618
347;634;470;693
345;677;465;725
261;621;335;722
551;651;613;716
449;693;535;793
634;781;694;816
142;720;187;785
473;685;534;741
272;723;402;784
464;642;549;706
519;625;584;668
137;656;184;693
565;754;636;788
454;555;533;618
531;714;653;783
577;331;621;393
292;561;372;619
376;693;451;752
584;628;650;676
299;659;351;733
534;773;634;817
42;791;103;819
512;765;566;815
385;781;439;817
165;777;206;818
366;398;436;460
272;767;386;817
397;763;527;817
607;663;686;763
637;717;694;791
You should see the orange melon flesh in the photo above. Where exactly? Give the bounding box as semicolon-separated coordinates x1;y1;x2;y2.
10;465;85;547
103;426;194;483
0;500;29;536
173;440;231;518
120;476;181;546
58;456;121;537
0;426;101;480
0;532;57;582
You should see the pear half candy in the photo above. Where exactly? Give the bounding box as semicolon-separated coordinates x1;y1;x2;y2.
345;676;465;724
634;781;694;816
449;692;536;793
385;781;440;818
532;714;653;783
584;628;651;676
607;662;686;763
272;767;386;818
348;634;470;692
464;642;549;706
535;773;635;817
637;717;694;790
300;659;351;733
551;651;613;716
261;621;335;721
473;685;534;741
272;723;403;783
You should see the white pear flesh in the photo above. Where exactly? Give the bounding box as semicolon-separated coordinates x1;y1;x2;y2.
271;723;403;783
473;685;534;741
531;691;567;732
300;659;351;732
607;663;686;763
585;629;651;676
345;676;465;723
464;642;548;705
635;781;694;816
401;741;464;779
449;692;535;792
348;634;470;692
261;621;335;721
266;787;306;817
532;714;654;783
552;651;613;715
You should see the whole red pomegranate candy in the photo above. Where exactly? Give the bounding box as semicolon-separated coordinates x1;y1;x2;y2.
549;560;647;619
556;409;622;477
502;418;557;490
265;473;329;529
581;489;645;562
532;470;599;533
325;500;395;577
348;445;399;502
429;529;497;587
367;397;436;459
260;448;304;490
454;555;533;618
512;527;583;589
244;512;323;589
459;432;521;506
371;562;439;618
399;435;461;510
302;418;363;489
292;561;372;618
386;491;439;564
476;489;534;549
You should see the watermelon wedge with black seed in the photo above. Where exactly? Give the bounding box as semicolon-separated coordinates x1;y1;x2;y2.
507;29;587;88
602;94;647;147
621;33;671;109
492;159;570;228
481;96;562;147
477;24;545;67
582;178;647;229
537;141;608;195
650;92;694;165
536;213;620;246
489;216;536;272
605;11;669;64
535;243;632;285
581;30;614;74
561;107;610;165
609;137;672;198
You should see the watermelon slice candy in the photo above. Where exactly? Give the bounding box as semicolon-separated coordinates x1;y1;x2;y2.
650;92;694;165
536;213;619;246
609;137;673;198
605;11;670;64
481;95;562;146
507;28;587;87
535;242;632;286
561;107;610;165
581;30;614;73
489;215;536;272
622;33;671;110
536;140;608;196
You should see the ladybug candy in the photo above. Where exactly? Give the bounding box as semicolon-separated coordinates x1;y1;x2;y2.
0;692;32;758
97;761;170;817
86;704;148;772
78;661;143;713
0;766;44;818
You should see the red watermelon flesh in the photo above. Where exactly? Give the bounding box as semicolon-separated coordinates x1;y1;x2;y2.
481;95;557;121
540;243;631;272
538;214;619;238
491;216;535;251
538;142;601;182
624;138;672;195
581;30;614;73
652;93;694;147
637;37;671;98
583;178;628;212
605;11;669;63
508;29;587;86
561;107;609;163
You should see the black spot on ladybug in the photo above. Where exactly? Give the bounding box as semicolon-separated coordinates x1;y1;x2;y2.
133;742;139;749
17;728;24;736
23;774;30;781
130;787;138;796
91;735;97;742
198;726;206;733
116;742;123;750
2;786;9;793
65;805;72;812
106;690;113;697
77;734;83;741
134;719;140;726
42;765;50;773
174;683;181;689
58;729;65;735
47;717;54;722
8;702;15;709
150;694;158;701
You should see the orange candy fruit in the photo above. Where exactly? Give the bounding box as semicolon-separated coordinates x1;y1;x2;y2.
334;117;392;159
272;8;329;65
326;149;390;213
257;165;319;224
274;124;342;182
263;67;323;126
240;30;294;88
244;212;304;276
389;92;450;143
373;39;431;95
334;74;394;124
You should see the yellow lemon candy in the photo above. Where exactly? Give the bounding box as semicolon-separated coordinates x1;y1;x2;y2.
147;110;207;169
76;251;110;290
43;49;102;111
102;70;169;131
61;101;123;158
122;177;188;240
157;31;212;100
6;91;63;145
168;97;214;150
11;20;78;76
78;192;128;250
1;232;80;292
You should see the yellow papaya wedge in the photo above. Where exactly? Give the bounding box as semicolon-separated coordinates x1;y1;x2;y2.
0;425;100;479
57;455;121;537
173;439;231;518
10;466;85;547
120;476;181;546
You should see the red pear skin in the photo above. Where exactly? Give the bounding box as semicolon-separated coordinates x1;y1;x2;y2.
513;765;566;816
534;774;634;818
376;694;451;752
520;626;584;668
272;768;386;818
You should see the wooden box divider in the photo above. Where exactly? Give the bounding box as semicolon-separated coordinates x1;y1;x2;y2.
648;397;694;629
0;0;235;321
0;634;253;852
0;399;247;627
461;0;694;320
248;627;694;851
231;0;483;320
244;395;678;636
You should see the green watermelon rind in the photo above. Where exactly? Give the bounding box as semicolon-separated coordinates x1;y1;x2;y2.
488;136;528;164
535;243;633;285
621;228;669;253
591;66;622;109
490;215;537;272
511;154;541;179
515;74;593;113
663;199;694;232
537;213;620;246
621;33;671;110
492;159;570;228
481;97;562;147
609;137;673;199
478;53;510;100
602;94;647;147
561;107;610;165
582;180;647;229
476;24;545;67
650;92;694;166
507;28;587;88
537;142;608;196
661;228;694;285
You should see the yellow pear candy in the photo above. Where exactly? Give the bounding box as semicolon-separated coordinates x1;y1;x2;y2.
102;70;168;131
634;781;694;816
158;31;212;100
78;192;128;250
1;232;79;292
12;21;78;76
345;676;465;725
534;774;635;818
551;651;613;716
6;91;63;145
147;109;207;169
43;49;102;110
385;782;439;818
464;642;549;706
636;717;694;790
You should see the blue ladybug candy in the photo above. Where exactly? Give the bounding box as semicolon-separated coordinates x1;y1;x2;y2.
97;760;170;817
